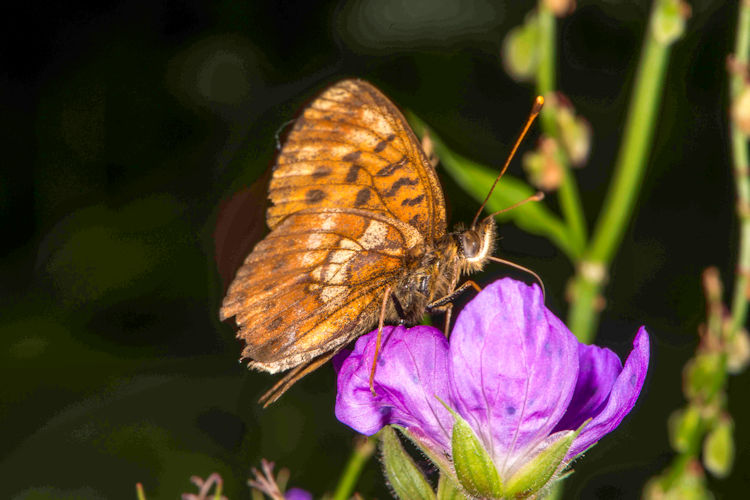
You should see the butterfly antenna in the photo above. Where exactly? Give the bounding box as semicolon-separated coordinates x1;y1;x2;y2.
482;191;545;222
487;256;546;300
470;96;544;229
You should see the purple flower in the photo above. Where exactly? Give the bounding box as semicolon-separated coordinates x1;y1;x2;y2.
335;278;649;494
285;488;312;500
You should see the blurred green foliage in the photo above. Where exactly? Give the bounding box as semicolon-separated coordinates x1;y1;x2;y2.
2;1;749;498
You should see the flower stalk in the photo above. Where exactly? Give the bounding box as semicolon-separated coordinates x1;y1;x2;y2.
646;7;750;494
567;0;686;342
537;2;588;252
729;0;750;337
331;435;377;500
644;268;742;497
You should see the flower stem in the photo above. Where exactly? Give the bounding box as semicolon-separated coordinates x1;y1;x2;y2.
729;1;750;336
331;435;377;500
136;483;146;500
536;3;588;251
567;0;680;342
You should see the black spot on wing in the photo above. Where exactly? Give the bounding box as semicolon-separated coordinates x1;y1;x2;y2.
342;151;362;162
355;188;371;206
376;156;407;177
268;316;284;330
385;177;419;196
401;194;425;207
312;166;332;178
306;189;326;203
345;164;361;183
373;134;396;153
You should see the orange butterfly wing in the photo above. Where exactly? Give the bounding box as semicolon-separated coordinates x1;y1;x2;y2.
221;208;424;372
268;79;446;240
220;79;447;373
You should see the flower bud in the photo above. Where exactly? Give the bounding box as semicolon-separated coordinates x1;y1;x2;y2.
557;105;591;166
668;406;701;453
501;13;539;82
643;460;710;500
543;0;575;17
523;136;563;191
727;327;750;373
683;352;724;402
380;426;436;500
731;87;750;136
703;415;734;478
651;0;689;45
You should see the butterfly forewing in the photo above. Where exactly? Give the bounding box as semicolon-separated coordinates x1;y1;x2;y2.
267;79;446;240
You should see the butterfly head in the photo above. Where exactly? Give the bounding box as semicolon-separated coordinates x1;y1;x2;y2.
456;217;497;274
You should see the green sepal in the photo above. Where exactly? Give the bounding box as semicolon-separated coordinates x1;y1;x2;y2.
380;426;436;500
439;400;503;498
436;473;464;500
504;421;587;498
393;425;455;481
703;415;734;478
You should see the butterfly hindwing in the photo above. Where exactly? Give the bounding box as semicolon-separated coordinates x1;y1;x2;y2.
220;208;425;372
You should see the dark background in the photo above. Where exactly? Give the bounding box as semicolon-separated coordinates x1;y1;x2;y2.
2;0;747;498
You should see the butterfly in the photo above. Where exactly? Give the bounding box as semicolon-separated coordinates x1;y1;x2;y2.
220;79;542;406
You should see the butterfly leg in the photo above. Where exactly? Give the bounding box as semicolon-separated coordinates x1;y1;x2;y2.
427;280;482;310
369;285;393;396
426;280;483;336
259;349;339;408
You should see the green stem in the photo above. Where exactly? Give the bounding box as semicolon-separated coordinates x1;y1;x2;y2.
331;435;377;500
536;6;556;116
567;1;677;342
729;1;750;336
135;483;146;500
536;3;588;251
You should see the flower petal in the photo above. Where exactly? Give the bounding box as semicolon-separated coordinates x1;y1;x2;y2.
285;488;313;500
449;278;579;472
335;325;453;451
553;342;623;432
565;326;650;459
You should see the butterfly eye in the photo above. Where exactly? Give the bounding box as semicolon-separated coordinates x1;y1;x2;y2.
460;232;481;258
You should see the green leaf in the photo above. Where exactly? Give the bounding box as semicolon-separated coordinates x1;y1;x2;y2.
380;427;436;500
408;115;582;260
